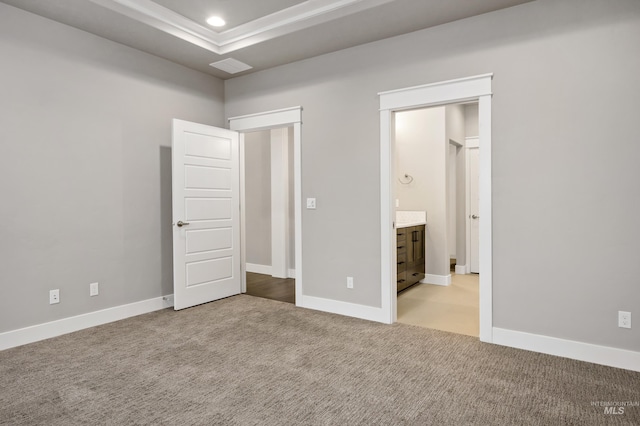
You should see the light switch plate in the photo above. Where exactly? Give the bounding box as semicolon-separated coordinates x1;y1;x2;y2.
306;198;316;209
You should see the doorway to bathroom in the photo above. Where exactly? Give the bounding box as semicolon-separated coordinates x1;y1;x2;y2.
393;102;480;336
378;74;493;342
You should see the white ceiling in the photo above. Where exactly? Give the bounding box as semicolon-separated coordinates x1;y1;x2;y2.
152;0;306;29
1;0;534;79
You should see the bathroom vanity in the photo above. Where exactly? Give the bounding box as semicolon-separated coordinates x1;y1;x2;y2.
396;212;426;293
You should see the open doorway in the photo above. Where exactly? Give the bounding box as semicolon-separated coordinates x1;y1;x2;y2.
393;103;480;336
228;106;303;308
378;74;492;342
243;127;296;304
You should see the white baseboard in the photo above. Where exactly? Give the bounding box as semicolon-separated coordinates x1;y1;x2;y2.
0;295;174;352
245;263;296;279
454;265;466;275
245;263;272;275
493;327;640;372
300;295;386;323
422;274;451;286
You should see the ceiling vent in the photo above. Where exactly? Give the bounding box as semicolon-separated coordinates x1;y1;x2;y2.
209;58;253;74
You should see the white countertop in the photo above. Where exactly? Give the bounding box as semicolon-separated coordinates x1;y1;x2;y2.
396;210;426;229
396;221;426;228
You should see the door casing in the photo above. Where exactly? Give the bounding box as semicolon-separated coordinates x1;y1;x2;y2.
229;107;303;305
379;74;493;342
466;137;480;274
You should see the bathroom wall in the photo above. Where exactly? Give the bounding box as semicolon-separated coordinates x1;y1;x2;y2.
395;107;449;278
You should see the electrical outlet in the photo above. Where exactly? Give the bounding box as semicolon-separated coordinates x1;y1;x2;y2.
347;277;354;289
49;289;60;305
90;282;99;297
618;311;631;329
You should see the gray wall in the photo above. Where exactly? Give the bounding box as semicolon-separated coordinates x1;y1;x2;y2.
0;4;225;333
445;104;465;263
225;0;640;351
244;128;296;270
464;104;479;138
457;103;479;267
244;130;272;267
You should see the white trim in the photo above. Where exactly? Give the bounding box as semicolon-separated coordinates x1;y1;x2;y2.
0;296;173;351
230;107;303;131
465;136;479;148
378;74;493;111
239;133;247;293
293;122;303;304
380;110;395;324
422;274;452;286
379;74;493;338
454;265;467;275
88;1;393;55
477;95;492;342
300;295;387;323
230;107;303;307
493;328;640;373
245;263;273;275
270;128;290;279
465;140;479;275
218;0;393;53
244;264;296;279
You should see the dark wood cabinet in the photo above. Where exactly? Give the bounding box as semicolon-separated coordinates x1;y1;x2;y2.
397;225;425;293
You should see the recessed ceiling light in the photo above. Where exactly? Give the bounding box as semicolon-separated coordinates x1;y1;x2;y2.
206;16;226;27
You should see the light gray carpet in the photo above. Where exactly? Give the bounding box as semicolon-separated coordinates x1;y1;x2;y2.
1;295;638;425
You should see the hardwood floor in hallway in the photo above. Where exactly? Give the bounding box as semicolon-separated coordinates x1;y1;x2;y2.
246;272;295;304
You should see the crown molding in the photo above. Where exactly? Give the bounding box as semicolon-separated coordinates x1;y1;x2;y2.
89;0;395;55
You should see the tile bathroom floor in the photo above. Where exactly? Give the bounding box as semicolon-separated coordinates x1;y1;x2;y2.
397;272;479;337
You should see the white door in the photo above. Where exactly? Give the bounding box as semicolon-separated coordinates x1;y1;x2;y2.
469;147;480;273
172;119;241;310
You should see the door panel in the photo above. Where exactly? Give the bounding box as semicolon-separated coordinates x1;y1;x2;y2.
185;198;232;221
172;119;240;310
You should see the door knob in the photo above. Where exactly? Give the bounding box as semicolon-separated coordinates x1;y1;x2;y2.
471;215;479;219
177;220;190;227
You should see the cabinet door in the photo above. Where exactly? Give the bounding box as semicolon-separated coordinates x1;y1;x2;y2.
413;226;424;262
414;225;425;275
406;226;415;263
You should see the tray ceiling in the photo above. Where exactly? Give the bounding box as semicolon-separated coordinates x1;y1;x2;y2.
0;0;535;79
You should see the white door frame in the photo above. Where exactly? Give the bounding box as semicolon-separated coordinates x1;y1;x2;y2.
378;74;493;342
229;107;303;306
465;137;480;275
270;128;292;279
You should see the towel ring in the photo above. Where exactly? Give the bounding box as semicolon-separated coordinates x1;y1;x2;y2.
398;174;414;185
